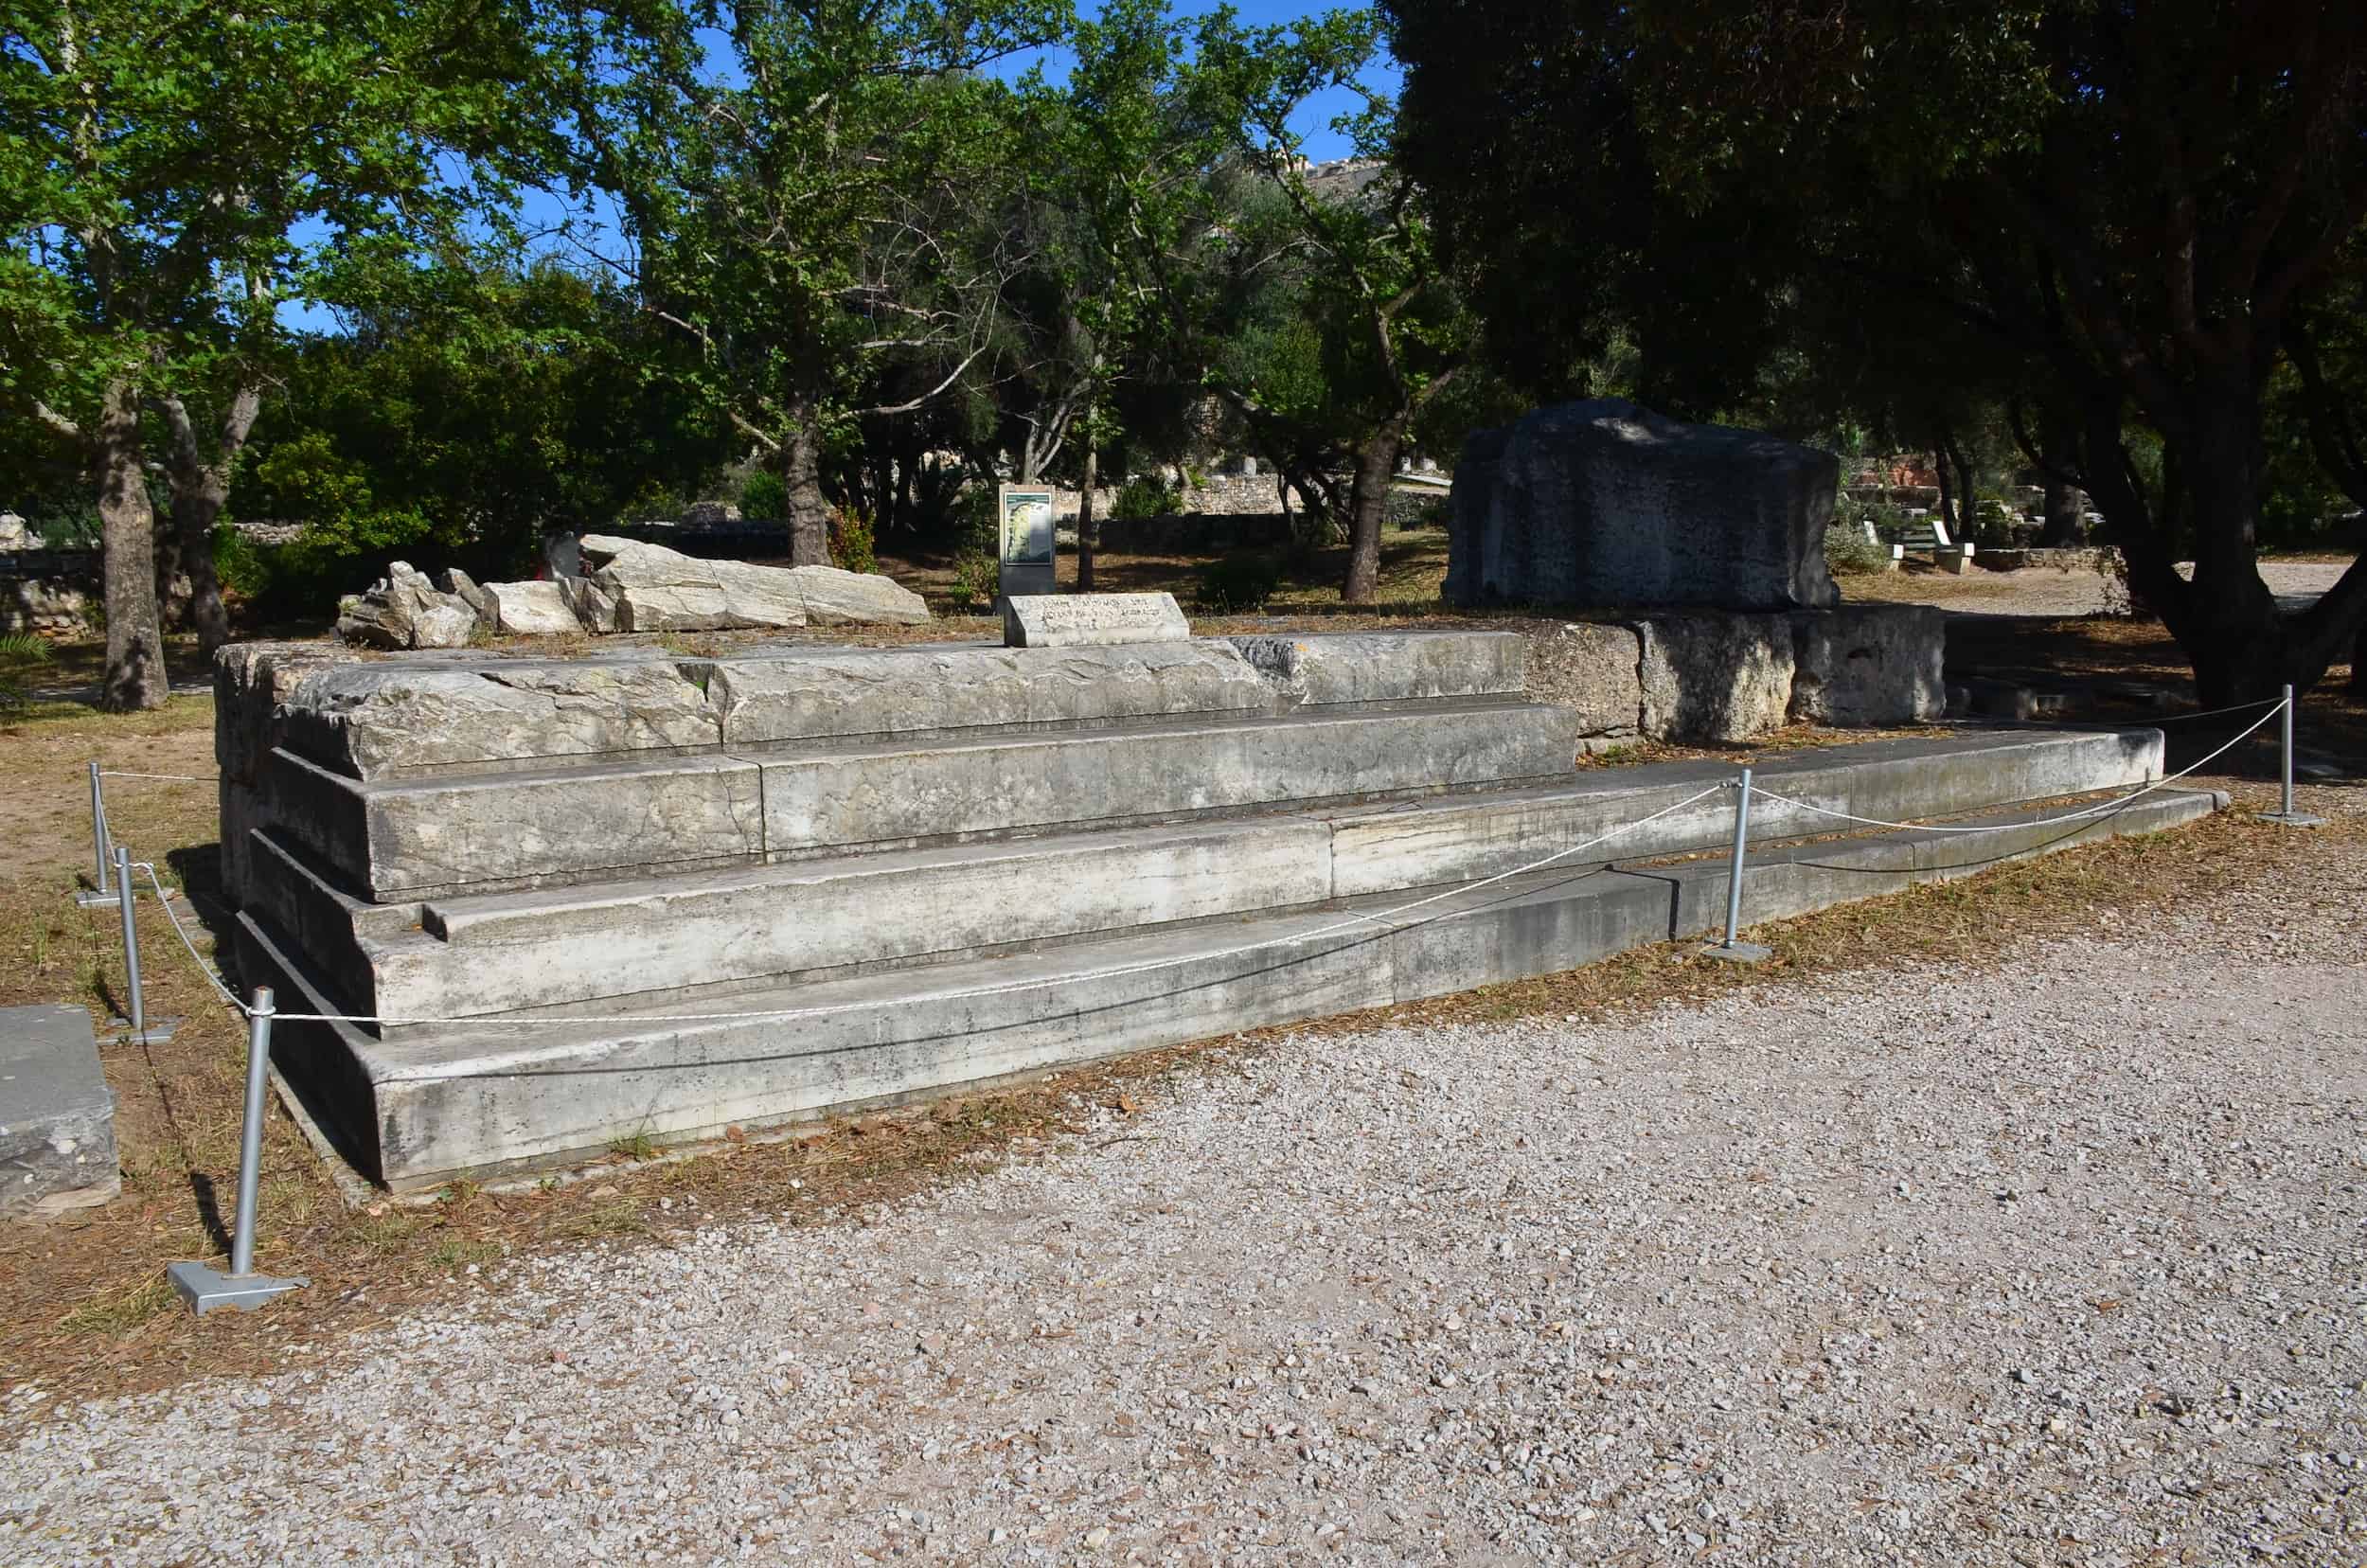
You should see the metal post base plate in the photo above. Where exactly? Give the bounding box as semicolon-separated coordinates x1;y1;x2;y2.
2259;811;2327;828
1699;940;1774;965
74;889;117;907
107;1015;182;1042
168;1260;309;1315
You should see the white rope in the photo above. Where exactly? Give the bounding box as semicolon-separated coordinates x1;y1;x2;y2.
98;770;219;782
1747;701;2287;836
271;784;1734;1029
134;861;246;1013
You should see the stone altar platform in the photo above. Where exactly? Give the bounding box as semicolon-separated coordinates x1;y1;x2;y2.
214;630;2206;1190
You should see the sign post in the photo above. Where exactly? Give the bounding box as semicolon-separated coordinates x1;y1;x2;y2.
997;485;1057;606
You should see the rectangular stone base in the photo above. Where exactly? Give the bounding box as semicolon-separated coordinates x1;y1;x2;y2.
240;786;2222;1191
245;728;2167;1025
0;1005;119;1221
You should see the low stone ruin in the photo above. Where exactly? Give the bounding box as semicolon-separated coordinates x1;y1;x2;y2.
216;604;2182;1191
333;534;930;650
1538;605;1947;743
1447;399;1841;612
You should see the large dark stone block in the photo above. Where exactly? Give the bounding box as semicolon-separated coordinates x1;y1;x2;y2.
1446;400;1841;612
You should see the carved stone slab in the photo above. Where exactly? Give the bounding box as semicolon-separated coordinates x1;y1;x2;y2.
1002;592;1190;649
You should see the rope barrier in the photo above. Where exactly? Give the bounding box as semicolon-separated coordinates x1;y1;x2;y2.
98;770;219;783
1746;699;2286;836
134;860;247;1013
2140;695;2287;724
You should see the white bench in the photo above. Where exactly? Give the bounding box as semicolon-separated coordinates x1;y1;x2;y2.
1886;515;1975;573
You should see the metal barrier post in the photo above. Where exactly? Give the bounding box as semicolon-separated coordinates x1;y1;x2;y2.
1700;768;1772;964
2262;685;2325;827
75;762;116;906
107;846;177;1042
169;987;309;1314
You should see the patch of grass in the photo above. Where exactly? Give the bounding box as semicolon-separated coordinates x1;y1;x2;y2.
552;1199;650;1242
608;1131;659;1162
352;1210;434;1251
426;1235;501;1272
57;1273;175;1337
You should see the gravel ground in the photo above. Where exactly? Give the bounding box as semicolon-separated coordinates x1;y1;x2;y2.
1859;561;2350;620
5;826;2366;1564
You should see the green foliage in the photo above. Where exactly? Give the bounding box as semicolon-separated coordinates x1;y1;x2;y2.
226;261;729;619
1193;555;1282;613
1112;476;1181;519
1823;521;1894;578
1383;0;2367;694
947;552;1000;613
740;471;789;522
0;632;53;709
828;508;878;576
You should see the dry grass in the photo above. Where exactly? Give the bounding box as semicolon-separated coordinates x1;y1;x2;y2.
0;622;2358;1409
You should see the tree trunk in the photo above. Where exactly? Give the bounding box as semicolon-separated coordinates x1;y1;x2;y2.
1076;437;1098;593
1931;437;1958;546
97;377;167;711
781;401;831;567
168;468;234;653
1342;419;1406;605
2174;393;2290;704
2038;407;2084;546
153;388;259;654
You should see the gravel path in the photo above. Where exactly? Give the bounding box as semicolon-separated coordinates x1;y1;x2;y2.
1860;561;2350;619
6;840;2366;1564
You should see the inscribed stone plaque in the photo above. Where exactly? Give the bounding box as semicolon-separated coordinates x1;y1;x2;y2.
1002;592;1191;649
997;485;1056;601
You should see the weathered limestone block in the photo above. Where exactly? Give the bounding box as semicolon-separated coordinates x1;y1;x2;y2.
578;535;930;631
0;1006;119;1220
335;561;481;650
557;575;618;633
216;640;364;904
276;659;725;778
706;642;1273;745
1788;605;1945;727
1446;400;1841;612
435;566;490;620
1003;592;1189;648
1633;614;1796;742
790;563;933;626
1524;622;1645;737
487;580;581;636
1226;631;1527;706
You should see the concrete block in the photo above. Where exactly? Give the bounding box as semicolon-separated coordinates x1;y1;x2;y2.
1003;592;1190;648
1633;613;1796;741
1788;605;1946;727
1225;631;1527;706
1;1005;119;1219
